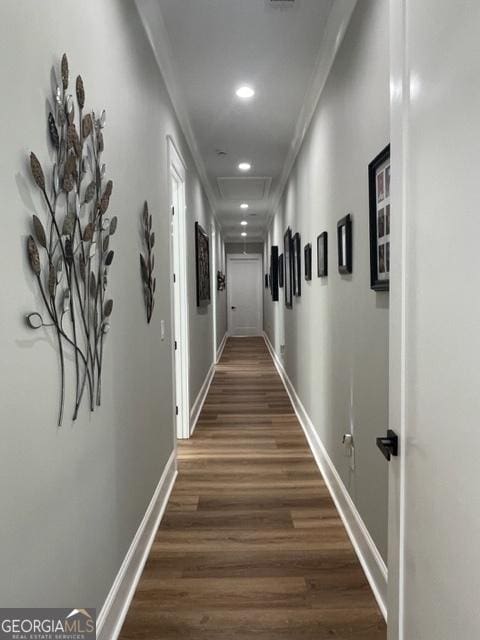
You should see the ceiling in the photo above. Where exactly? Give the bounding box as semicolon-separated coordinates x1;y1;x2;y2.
139;0;337;241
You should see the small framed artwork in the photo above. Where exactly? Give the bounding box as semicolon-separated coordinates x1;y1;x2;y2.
284;228;293;308
317;232;328;277
270;245;279;302
195;222;211;306
278;253;284;288
368;144;390;291
337;214;352;274
293;232;301;296
304;243;312;281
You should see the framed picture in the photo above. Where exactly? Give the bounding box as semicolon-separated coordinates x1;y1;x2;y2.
284;228;293;308
195;222;210;306
278;253;284;288
337;214;352;274
293;232;301;296
368;144;390;291
317;232;328;277
270;245;279;301
304;243;312;281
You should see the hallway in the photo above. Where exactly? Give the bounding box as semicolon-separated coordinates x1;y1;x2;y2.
119;338;386;639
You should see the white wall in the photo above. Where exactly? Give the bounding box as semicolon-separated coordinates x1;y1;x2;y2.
186;180;216;406
264;0;389;560
391;1;480;637
0;0;219;611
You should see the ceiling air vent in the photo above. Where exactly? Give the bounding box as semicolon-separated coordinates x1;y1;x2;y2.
268;0;296;6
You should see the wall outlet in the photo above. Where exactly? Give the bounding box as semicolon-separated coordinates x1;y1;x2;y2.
343;433;355;471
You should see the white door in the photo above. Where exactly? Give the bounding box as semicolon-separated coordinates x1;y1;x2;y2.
388;2;480;638
227;254;263;336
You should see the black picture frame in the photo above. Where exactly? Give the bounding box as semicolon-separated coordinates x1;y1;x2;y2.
195;222;210;306
317;232;328;277
270;245;279;301
293;232;301;296
368;144;390;291
278;253;284;288
284;228;293;308
337;214;352;274
265;274;269;288
304;243;312;281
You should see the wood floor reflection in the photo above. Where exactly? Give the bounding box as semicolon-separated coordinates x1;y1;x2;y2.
119;337;386;640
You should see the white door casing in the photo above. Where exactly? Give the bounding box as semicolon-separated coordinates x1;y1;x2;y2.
168;136;190;440
211;222;217;362
227;254;263;336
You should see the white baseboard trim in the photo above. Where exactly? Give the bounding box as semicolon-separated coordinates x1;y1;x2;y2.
263;332;388;620
190;363;215;436
216;332;228;362
97;450;177;640
190;334;228;436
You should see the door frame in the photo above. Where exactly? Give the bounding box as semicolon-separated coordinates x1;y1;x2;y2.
227;253;263;336
167;136;190;440
210;221;218;362
387;0;407;635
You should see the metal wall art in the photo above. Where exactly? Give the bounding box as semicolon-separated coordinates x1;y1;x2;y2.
217;271;226;291
25;53;116;426
140;201;156;323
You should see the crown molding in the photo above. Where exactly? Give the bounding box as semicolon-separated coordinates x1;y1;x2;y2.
268;0;358;225
134;0;219;225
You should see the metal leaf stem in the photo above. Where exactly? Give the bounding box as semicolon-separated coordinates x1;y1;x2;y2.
25;54;116;426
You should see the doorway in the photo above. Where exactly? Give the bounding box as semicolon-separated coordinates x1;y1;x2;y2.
227;254;263;336
168;136;190;440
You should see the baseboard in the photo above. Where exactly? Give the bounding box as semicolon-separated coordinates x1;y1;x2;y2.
97;450;177;640
263;332;388;620
190;363;215;436
216;332;227;362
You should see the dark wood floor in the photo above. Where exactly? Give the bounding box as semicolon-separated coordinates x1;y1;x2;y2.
119;337;386;639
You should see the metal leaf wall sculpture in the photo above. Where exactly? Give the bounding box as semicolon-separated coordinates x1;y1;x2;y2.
25;53;117;426
140;201;156;323
217;270;226;291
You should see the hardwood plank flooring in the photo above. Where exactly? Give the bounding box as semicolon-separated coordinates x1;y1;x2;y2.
119;337;386;640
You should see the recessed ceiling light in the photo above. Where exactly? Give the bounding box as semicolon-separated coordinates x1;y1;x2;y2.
240;203;249;209
241;221;248;226
236;85;255;99
238;162;251;172
241;232;247;237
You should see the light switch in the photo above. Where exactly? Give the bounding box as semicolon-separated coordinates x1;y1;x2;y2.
160;320;165;341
